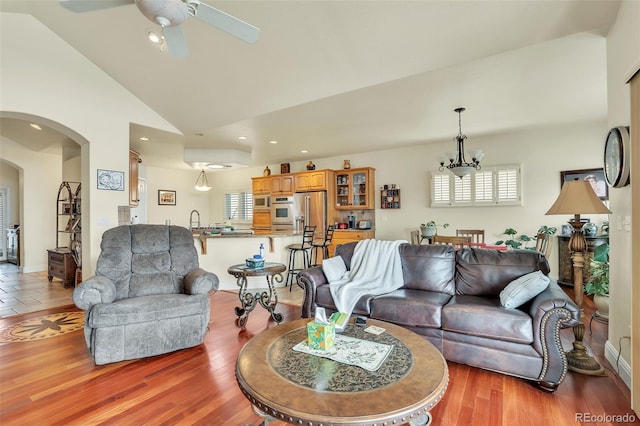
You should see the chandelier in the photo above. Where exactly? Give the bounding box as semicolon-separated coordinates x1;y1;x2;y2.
439;107;484;178
194;170;211;191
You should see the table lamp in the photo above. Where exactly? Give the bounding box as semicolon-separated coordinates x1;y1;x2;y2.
546;179;611;375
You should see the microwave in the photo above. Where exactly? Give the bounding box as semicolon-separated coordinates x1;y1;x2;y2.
254;194;270;210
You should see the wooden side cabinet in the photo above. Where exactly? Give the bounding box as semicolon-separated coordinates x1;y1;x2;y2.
129;150;141;206
47;249;77;288
328;230;375;257
557;235;609;286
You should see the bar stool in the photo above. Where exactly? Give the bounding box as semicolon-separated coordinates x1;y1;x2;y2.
311;225;335;266
286;225;316;290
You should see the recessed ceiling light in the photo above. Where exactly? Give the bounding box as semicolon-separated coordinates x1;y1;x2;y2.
30;123;42;130
269;140;278;144
139;137;149;141
238;136;247;140
301;150;308;153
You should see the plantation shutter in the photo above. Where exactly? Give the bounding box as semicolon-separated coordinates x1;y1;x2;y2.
432;173;450;204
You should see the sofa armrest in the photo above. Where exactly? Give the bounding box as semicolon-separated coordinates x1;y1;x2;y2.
184;268;219;295
528;280;580;388
297;266;328;318
73;275;117;310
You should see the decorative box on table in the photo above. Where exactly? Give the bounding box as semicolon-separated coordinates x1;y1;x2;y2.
306;321;335;350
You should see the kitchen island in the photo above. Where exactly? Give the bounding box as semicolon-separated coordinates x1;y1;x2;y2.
194;232;298;290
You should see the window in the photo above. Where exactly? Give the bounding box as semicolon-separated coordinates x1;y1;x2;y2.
431;164;521;207
224;191;253;221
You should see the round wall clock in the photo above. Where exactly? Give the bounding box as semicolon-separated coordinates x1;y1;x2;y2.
603;126;630;188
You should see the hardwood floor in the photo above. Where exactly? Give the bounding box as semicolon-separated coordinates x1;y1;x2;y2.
0;287;636;425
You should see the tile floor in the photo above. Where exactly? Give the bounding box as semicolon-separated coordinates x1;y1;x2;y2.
0;262;74;318
0;262;304;318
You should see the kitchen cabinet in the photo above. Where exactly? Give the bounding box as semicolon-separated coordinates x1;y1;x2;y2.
295;170;330;192
129;150;141;206
328;229;375;257
252;177;271;195
557;235;609;286
47;249;77;288
252;210;271;235
270;175;294;195
335;167;375;210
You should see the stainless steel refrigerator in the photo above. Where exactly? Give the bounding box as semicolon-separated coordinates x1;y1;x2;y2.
293;191;327;236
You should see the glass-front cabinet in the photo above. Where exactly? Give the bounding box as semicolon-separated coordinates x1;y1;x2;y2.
335;167;375;210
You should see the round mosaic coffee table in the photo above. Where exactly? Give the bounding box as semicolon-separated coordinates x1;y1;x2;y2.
236;318;448;426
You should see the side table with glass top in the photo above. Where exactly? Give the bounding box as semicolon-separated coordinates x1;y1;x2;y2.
227;262;286;328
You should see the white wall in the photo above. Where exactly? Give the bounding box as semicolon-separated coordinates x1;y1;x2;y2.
0;12;181;275
205;120;609;280
605;0;640;389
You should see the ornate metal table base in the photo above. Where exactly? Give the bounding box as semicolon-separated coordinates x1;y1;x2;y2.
228;262;286;328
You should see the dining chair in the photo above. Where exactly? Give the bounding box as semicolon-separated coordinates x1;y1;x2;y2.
286;225;317;290
535;233;552;259
431;235;472;249
456;229;485;244
311;225;335;266
410;230;420;245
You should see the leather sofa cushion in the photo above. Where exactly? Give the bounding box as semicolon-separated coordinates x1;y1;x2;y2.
398;244;456;295
441;295;533;344
87;293;208;327
315;284;374;315
370;289;451;328
455;248;550;296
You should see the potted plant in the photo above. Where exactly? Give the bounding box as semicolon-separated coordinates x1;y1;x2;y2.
495;228;534;249
420;221;449;237
584;243;609;320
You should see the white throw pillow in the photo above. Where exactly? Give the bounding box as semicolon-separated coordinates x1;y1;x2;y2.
500;271;550;309
322;256;347;282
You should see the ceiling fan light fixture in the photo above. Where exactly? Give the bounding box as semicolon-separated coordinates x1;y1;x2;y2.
147;30;163;44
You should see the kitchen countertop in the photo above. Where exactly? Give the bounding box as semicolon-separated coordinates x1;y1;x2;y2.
193;232;294;254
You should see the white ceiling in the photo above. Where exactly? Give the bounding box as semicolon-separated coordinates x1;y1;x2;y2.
0;0;621;170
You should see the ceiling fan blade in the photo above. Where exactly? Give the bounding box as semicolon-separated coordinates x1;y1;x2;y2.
194;3;260;44
162;25;189;58
59;0;133;13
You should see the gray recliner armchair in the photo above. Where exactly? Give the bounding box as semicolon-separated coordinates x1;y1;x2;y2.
73;224;219;365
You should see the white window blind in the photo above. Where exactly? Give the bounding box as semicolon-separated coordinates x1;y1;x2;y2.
431;164;521;207
224;191;253;221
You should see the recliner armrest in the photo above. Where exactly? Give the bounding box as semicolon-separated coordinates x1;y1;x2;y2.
73;275;117;310
184;268;219;295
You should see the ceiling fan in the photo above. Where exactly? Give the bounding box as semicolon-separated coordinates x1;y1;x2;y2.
59;0;260;57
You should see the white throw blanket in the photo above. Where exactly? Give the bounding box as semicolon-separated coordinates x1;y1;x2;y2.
329;239;407;318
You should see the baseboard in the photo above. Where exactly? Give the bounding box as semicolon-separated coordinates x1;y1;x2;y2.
605;339;632;389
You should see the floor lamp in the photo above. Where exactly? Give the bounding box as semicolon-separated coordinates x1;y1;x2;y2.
546;179;612;375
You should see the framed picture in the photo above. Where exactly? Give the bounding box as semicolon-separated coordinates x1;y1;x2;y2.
97;169;125;191
560;168;608;201
158;190;176;206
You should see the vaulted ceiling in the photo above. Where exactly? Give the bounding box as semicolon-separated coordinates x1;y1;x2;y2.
0;1;621;170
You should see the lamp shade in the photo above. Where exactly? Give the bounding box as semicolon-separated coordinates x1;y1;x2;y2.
545;180;611;215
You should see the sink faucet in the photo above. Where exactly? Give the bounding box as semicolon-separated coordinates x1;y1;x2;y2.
189;210;201;230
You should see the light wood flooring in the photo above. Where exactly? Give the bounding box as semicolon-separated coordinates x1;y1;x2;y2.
0;263;636;425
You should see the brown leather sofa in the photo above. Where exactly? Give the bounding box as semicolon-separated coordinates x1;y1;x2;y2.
297;242;580;392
